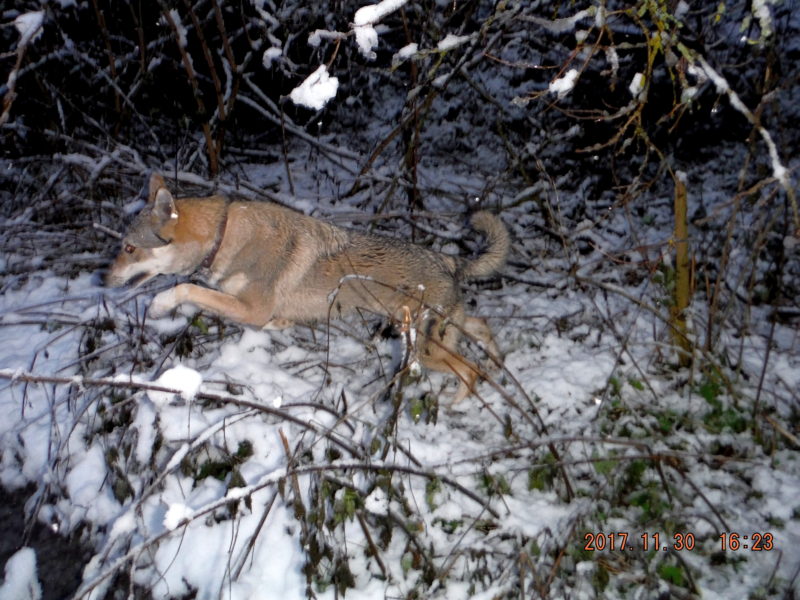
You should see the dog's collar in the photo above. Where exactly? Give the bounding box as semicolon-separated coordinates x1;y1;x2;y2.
200;201;229;270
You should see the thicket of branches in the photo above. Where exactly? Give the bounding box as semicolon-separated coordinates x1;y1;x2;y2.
3;0;797;357
4;1;796;182
2;1;799;598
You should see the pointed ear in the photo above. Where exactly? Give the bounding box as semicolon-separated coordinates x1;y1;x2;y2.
153;187;178;222
148;173;167;203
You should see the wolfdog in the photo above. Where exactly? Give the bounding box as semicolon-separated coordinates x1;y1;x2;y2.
107;174;509;401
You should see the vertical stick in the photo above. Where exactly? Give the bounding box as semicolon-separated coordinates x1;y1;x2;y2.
90;0;122;118
161;6;219;176
672;171;692;367
400;8;422;213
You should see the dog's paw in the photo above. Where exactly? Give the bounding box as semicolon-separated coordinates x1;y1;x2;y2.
450;381;473;405
262;318;294;330
149;288;178;318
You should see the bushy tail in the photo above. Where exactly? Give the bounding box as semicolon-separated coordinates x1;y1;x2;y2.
461;211;510;279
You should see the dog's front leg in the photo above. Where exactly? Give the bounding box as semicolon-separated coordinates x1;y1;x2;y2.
262;318;294;330
149;283;273;327
149;287;179;318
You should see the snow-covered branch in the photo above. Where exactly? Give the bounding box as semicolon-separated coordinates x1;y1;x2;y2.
1;11;45;126
695;54;799;234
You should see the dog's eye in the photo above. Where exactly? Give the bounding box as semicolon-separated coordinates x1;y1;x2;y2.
124;244;136;254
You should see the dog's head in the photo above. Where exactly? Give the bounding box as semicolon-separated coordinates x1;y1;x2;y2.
106;174;197;287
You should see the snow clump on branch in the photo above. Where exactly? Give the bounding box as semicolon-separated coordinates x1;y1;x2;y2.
289;65;339;110
549;69;579;99
353;0;408;60
151;365;203;405
14;11;44;46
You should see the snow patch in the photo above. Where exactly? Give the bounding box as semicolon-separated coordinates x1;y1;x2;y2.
261;46;282;67
628;72;646;99
353;0;408;60
108;511;137;541
163;503;194;530
527;8;593;33
168;9;188;49
396;43;417;59
437;33;471;51
65;444;121;526
0;548;41;600
289;65;338;110
14;11;44;46
675;0;690;19
151;365;203;405
752;0;775;39
364;487;390;515
549;69;579;99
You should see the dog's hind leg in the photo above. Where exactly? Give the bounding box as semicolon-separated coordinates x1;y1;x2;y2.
417;309;483;403
463;316;502;367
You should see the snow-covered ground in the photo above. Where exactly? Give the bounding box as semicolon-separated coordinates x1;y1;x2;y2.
1;146;798;599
